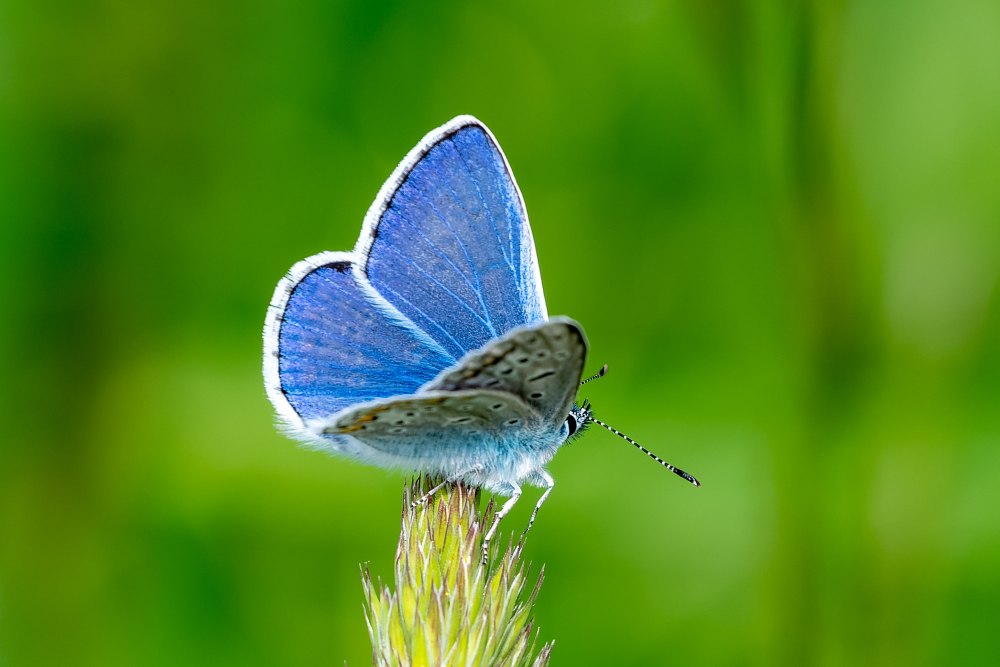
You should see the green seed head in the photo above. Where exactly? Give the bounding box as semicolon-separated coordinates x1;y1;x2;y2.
362;478;552;666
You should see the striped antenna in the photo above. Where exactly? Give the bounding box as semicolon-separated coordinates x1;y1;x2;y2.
580;364;609;387
589;417;700;487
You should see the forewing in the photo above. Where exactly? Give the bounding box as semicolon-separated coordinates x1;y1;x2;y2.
358;117;547;360
263;253;454;431
422;319;587;428
317;390;541;460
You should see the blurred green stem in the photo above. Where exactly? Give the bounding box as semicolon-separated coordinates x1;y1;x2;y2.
362;478;552;666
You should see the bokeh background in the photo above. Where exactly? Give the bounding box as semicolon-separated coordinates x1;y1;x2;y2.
2;0;999;665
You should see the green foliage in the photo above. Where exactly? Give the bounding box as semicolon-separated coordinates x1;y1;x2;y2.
363;480;551;667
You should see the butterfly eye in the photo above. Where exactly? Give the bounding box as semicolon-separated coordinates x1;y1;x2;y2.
565;413;578;437
564;400;593;442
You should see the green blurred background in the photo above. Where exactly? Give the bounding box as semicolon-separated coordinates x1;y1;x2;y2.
2;0;999;664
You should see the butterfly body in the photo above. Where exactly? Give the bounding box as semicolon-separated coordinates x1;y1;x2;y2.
263;116;587;499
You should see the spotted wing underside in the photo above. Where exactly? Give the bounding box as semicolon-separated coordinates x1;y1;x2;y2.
422;318;587;429
311;319;586;461
317;390;541;459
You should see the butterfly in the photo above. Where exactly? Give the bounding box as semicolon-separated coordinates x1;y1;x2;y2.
262;116;698;561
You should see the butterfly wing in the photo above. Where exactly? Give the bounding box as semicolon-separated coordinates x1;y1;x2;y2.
264;117;557;456
356;116;547;360
422;318;587;430
303;319;586;478
263;252;454;436
318;390;541;467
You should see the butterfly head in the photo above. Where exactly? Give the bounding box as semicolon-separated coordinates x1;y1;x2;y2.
561;363;607;442
564;399;594;442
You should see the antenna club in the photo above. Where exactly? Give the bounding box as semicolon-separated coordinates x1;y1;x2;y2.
579;364;609;387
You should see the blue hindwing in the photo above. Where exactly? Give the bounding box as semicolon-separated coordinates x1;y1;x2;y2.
274;258;453;425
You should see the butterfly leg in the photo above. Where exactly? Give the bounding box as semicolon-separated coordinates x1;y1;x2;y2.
410;465;485;509
521;469;554;540
482;482;522;565
410;478;451;509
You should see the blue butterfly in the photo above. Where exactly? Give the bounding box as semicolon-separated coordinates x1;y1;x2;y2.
263;116;697;560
